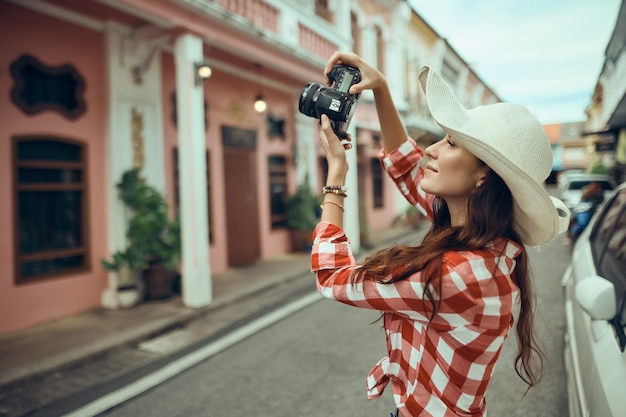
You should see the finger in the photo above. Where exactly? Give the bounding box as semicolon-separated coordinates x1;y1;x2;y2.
319;125;330;149
320;114;335;137
324;51;343;78
348;82;364;95
319;115;335;147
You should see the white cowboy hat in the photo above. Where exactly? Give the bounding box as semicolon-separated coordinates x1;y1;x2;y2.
418;65;570;246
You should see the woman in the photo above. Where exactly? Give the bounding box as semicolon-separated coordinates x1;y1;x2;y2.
311;52;570;417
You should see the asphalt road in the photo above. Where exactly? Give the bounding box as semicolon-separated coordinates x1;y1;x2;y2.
96;236;571;417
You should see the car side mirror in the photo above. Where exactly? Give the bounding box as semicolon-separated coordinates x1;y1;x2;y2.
575;275;616;320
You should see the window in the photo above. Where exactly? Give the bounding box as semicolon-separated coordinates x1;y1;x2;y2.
567;180;614;191
13;137;89;282
371;158;384;208
173;149;212;243
315;0;333;22
10;54;86;119
590;188;626;349
269;156;288;228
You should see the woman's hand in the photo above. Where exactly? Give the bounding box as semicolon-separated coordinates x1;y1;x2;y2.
324;51;387;94
319;115;349;183
325;51;406;153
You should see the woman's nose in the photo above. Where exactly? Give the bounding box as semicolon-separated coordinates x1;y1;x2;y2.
424;142;438;159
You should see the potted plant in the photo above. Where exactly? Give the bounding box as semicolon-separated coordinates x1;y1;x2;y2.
405;204;424;229
285;180;321;252
111;168;181;300
101;247;144;308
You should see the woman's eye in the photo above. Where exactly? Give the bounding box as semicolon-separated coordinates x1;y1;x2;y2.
447;139;457;147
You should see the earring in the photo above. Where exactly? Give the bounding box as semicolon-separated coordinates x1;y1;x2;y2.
476;182;483;188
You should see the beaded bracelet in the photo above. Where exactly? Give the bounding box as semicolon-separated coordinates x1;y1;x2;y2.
323;185;347;194
320;200;344;211
323;189;347;197
322;185;347;198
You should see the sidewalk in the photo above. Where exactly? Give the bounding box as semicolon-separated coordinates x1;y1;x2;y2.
0;223;423;390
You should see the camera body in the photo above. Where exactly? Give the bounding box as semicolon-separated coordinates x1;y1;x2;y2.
298;65;361;138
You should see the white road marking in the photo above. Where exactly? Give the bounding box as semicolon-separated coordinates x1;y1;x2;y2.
63;292;322;417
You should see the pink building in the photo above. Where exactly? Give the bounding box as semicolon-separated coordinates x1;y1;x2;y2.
0;0;499;334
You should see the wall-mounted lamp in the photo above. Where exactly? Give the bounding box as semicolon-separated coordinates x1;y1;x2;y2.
254;94;267;113
194;60;212;85
254;63;266;113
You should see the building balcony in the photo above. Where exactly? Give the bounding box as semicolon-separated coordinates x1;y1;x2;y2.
188;0;346;63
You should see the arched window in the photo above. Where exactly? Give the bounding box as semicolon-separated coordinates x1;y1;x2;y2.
13;137;89;283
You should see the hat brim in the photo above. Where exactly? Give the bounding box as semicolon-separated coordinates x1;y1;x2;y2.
418;66;569;246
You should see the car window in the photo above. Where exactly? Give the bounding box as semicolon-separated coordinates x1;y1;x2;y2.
566;179;614;191
592;189;625;257
601;198;626;292
590;188;626;349
568;180;591;190
598;180;615;191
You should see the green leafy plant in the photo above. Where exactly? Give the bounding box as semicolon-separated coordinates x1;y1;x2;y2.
405;204;424;228
285;181;321;232
590;163;610;176
101;168;181;273
100;248;144;272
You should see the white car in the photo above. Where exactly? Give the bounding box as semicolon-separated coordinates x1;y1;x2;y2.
558;173;616;210
562;182;626;417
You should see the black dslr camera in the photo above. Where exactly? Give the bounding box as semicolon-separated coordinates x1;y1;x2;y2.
298;65;361;138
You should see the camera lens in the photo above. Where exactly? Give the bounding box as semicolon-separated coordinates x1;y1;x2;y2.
298;83;325;117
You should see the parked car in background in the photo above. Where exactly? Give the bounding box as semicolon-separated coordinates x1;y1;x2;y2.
558;173;616;210
558;169;585;187
562;182;626;417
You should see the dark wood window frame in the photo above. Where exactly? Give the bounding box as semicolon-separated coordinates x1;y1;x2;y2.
13;136;90;283
10;54;86;120
269;155;288;229
371;157;384;208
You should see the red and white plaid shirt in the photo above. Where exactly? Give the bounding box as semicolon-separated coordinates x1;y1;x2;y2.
311;138;521;417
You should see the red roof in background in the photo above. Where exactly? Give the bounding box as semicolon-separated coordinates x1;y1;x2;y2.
543;124;561;144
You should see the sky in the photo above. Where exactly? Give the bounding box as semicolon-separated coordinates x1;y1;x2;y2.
407;0;622;124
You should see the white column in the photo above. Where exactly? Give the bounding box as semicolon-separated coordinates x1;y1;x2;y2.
344;123;360;253
334;1;360;252
295;111;318;188
174;34;212;307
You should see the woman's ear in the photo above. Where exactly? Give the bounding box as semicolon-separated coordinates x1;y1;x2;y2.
475;166;491;187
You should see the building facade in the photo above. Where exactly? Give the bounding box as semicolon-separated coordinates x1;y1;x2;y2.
0;0;500;334
585;0;626;183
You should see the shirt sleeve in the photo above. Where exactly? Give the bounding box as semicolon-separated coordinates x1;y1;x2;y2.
311;222;513;326
379;137;435;221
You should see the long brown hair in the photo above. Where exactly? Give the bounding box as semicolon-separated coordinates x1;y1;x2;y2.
353;170;545;387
